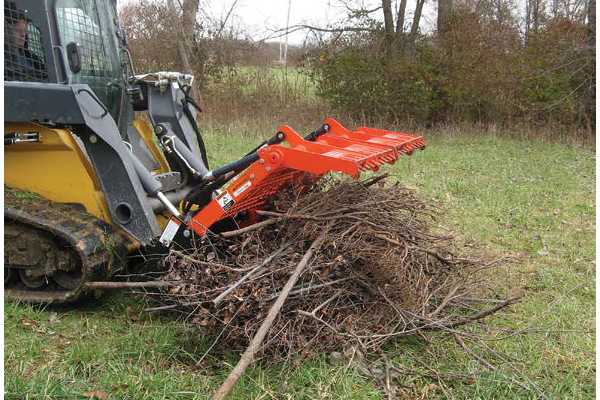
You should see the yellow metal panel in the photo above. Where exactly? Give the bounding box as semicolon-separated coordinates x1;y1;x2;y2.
133;118;169;173
5;122;171;248
4;122;113;220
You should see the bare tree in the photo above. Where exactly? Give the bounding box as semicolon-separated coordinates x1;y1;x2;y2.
167;0;202;104
381;0;425;55
383;0;396;56
408;0;427;47
525;0;544;39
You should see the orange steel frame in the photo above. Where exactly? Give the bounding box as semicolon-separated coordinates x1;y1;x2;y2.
187;118;425;236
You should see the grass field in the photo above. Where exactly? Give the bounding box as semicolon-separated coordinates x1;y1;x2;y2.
4;126;595;399
211;66;318;98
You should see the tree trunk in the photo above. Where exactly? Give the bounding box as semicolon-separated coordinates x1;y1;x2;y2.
168;0;202;107
525;0;541;40
407;0;426;50
395;0;408;47
531;0;540;34
438;0;452;35
525;0;531;39
587;0;596;130
382;0;396;57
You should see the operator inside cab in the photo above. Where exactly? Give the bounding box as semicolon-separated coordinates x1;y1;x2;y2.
4;1;48;82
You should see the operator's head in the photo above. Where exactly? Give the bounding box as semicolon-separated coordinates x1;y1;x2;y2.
5;1;28;48
10;16;27;47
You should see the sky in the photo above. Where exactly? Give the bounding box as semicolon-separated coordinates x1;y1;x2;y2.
119;0;438;45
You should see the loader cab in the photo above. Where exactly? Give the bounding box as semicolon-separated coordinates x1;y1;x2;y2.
4;0;127;125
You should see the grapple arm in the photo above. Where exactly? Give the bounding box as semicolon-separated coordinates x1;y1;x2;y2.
187;118;425;236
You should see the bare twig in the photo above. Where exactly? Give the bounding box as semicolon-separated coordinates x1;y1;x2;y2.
453;333;496;370
259;277;350;302
446;297;522;329
142;304;178;313
212;239;295;306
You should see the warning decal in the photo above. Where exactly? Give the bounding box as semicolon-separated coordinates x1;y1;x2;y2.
159;218;181;246
216;191;235;211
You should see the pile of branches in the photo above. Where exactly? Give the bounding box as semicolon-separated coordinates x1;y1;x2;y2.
148;176;517;367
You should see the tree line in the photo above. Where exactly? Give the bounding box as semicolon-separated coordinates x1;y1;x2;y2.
120;0;595;132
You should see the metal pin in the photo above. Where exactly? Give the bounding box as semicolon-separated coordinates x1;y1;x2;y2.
156;192;181;217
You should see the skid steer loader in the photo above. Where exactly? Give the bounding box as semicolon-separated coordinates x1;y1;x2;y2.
3;0;425;303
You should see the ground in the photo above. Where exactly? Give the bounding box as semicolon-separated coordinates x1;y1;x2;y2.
4;127;596;399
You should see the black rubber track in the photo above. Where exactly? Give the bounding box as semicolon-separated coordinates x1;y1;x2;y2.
4;187;129;303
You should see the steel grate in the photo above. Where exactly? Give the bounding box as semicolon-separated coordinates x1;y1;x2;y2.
56;6;115;96
55;0;123;122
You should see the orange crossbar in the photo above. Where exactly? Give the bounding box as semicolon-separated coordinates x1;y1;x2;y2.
187;119;425;236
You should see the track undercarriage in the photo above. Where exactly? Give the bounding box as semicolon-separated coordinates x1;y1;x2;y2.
4;187;129;303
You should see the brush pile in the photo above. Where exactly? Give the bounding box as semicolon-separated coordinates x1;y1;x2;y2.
149;176;516;363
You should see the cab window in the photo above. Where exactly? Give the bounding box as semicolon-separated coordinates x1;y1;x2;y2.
55;0;123;122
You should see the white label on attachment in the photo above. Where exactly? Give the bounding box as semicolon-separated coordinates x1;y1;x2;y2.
217;191;235;211
159;218;181;246
233;180;252;198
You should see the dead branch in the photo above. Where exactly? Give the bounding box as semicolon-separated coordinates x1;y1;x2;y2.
446;297;522;329
259;277;350;302
142;304;178;313
84;281;177;290
211;232;327;400
453;333;496;370
362;173;390;187
219;218;280;238
147;176;525;393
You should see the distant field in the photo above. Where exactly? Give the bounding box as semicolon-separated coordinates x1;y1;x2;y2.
201;66;325;128
213;65;319;98
4;128;595;399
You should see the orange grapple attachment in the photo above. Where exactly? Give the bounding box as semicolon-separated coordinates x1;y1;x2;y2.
187;119;425;236
325;118;426;156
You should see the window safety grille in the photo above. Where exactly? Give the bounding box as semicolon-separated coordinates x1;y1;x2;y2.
56;0;123;122
56;7;114;80
4;1;49;82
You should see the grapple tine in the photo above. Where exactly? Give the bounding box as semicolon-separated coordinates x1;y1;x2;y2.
402;144;414;155
323;118;425;158
314;133;398;167
370;159;383;170
356;123;426;152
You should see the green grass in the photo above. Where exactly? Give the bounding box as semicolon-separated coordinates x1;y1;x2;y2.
5;128;595;399
210;65;318;99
